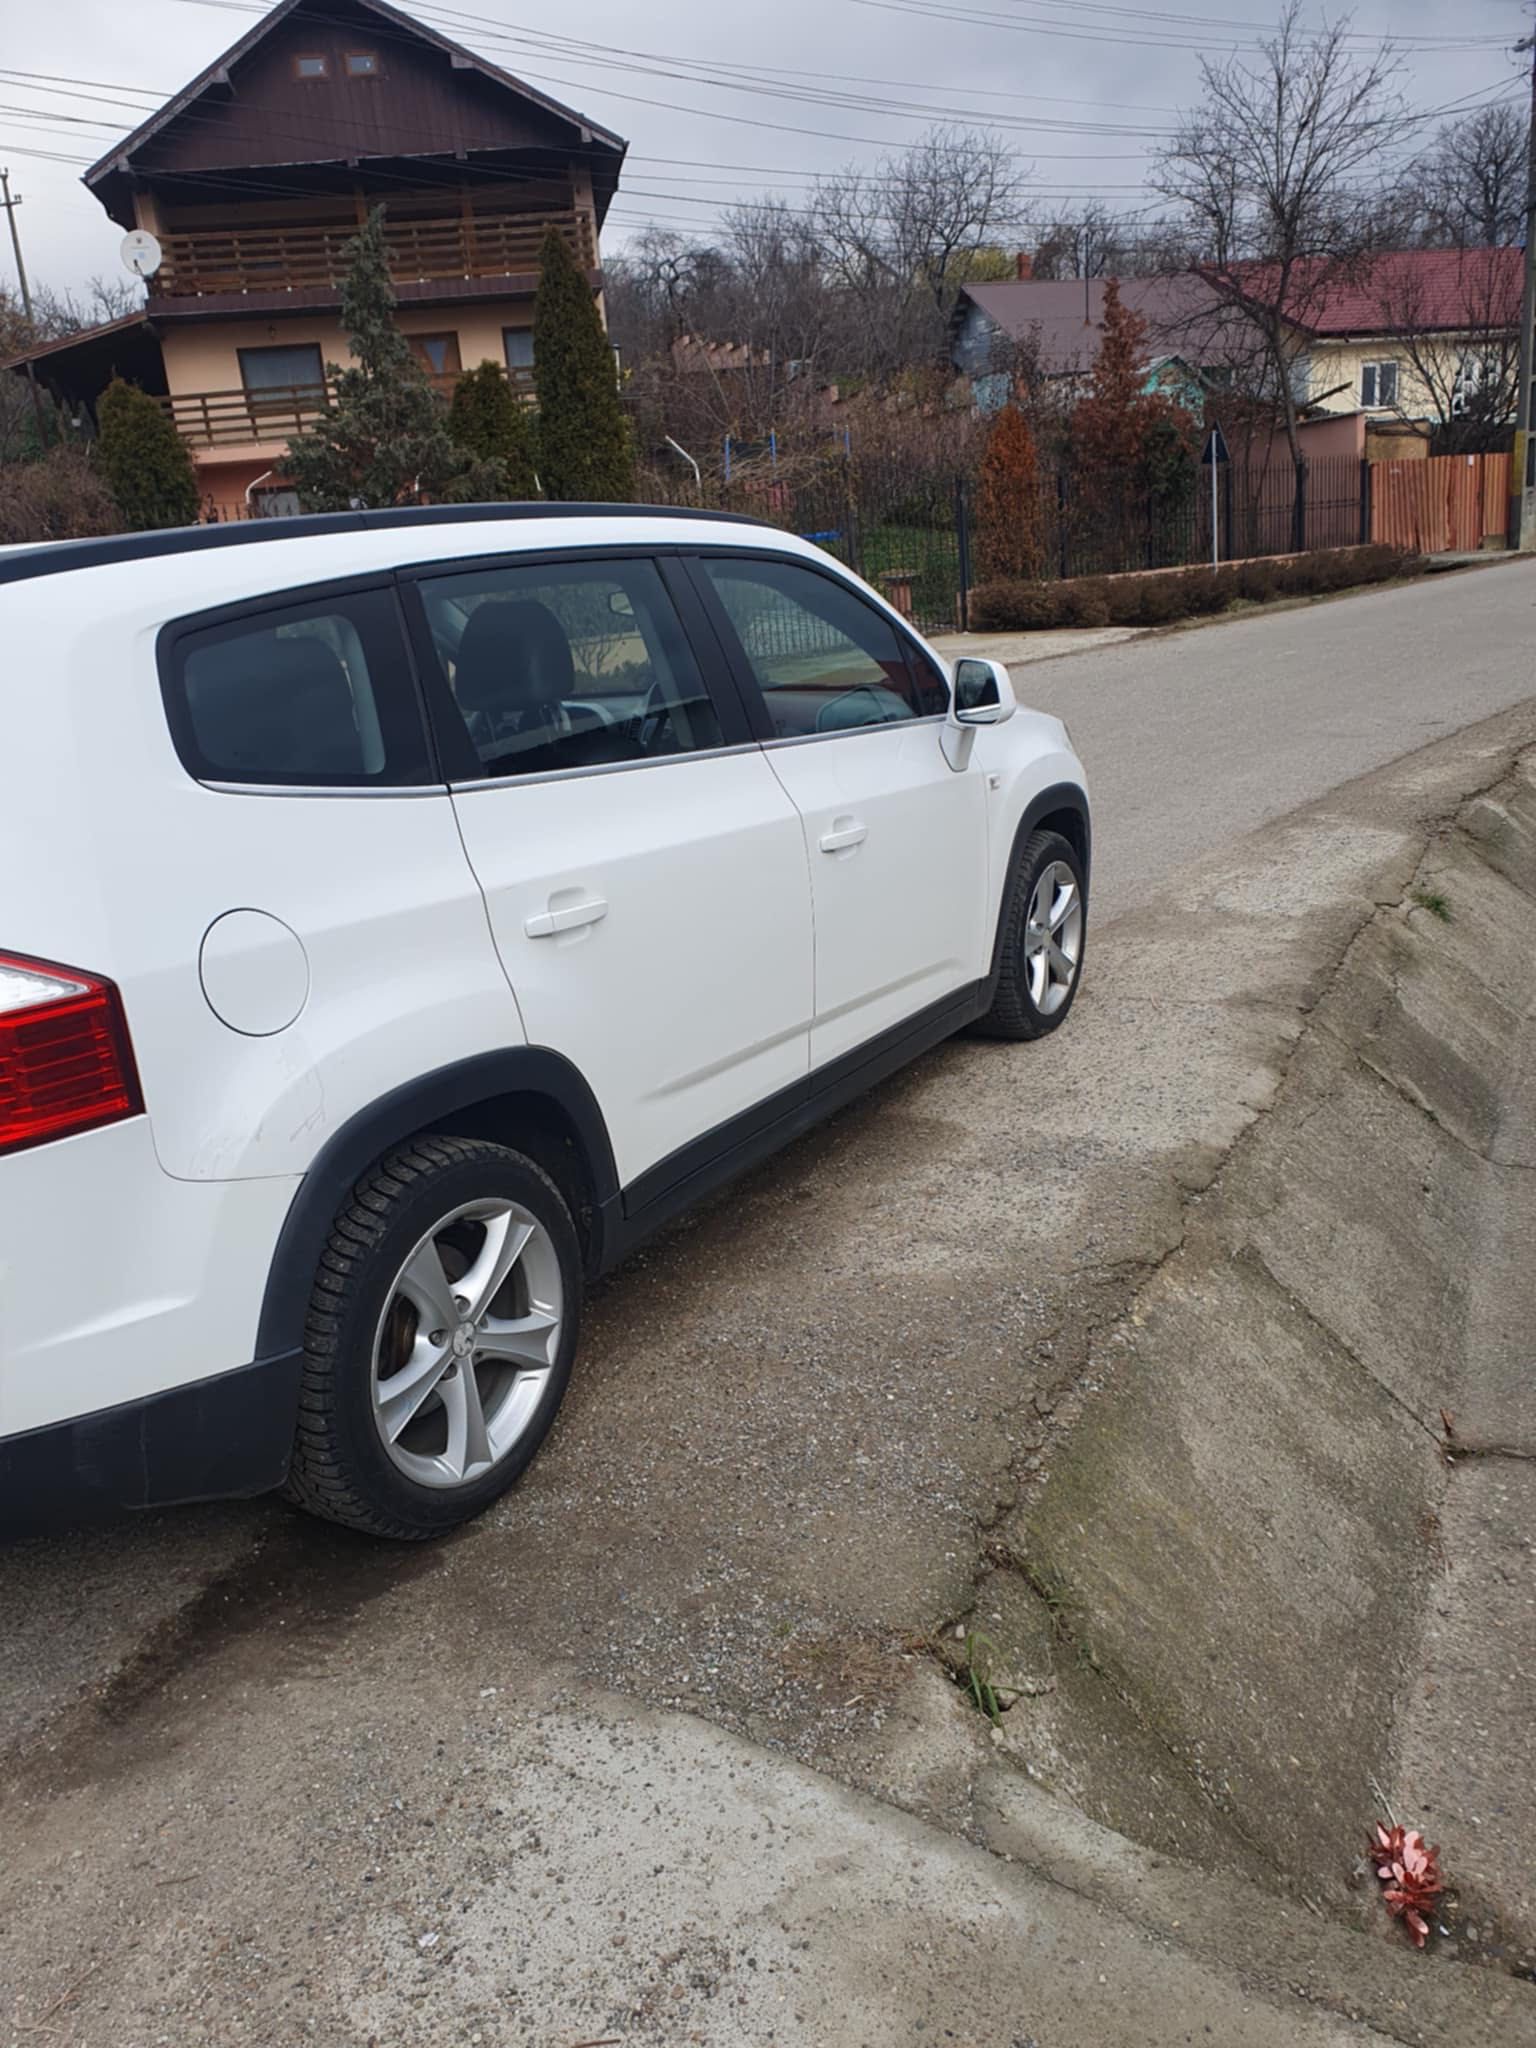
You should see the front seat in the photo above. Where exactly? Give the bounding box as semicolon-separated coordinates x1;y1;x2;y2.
452;600;576;767
451;598;645;771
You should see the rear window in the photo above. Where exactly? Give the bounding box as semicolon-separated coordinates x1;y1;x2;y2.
161;588;431;788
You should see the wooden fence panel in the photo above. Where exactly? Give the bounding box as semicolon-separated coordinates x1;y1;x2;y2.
1371;452;1510;553
1479;453;1511;545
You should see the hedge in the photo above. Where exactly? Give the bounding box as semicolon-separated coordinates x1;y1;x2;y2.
967;545;1427;634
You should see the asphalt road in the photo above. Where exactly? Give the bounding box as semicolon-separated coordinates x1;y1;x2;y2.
1012;558;1536;923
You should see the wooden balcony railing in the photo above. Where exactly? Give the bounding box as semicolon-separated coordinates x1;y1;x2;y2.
164;369;532;449
153;209;596;299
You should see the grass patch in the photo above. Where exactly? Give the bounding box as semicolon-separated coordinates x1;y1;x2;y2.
1412;889;1453;923
959;1629;1005;1726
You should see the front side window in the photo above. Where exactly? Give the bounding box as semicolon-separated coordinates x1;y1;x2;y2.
416;558;724;781
503;328;534;376
700;557;946;737
1361;360;1399;410
163;590;430;788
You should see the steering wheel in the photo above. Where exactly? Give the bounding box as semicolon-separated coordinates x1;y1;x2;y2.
635;680;676;755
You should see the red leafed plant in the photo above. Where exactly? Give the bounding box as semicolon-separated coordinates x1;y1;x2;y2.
1370;1823;1444;1948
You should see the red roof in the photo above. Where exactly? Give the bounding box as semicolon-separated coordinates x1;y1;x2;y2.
1210;247;1523;337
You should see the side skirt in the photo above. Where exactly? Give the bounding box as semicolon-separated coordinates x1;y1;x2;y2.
601;980;988;1270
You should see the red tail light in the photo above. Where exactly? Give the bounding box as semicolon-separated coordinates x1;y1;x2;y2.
0;952;144;1157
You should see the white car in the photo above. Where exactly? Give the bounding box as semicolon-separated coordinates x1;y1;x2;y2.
0;506;1088;1538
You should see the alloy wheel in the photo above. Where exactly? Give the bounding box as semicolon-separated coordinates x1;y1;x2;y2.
370;1197;564;1489
1023;861;1083;1016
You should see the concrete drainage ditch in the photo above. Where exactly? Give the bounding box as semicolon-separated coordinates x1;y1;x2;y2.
942;736;1536;2001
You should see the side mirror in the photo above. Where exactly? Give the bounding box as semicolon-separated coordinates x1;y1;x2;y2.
951;656;1017;726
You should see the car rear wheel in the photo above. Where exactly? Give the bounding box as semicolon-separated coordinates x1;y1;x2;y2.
974;828;1086;1040
284;1135;579;1539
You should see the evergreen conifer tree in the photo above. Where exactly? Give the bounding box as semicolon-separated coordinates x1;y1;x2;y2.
285;208;503;511
95;377;200;529
532;225;634;502
447;361;539;498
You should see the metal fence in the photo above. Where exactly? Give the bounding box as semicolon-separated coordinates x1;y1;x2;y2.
640;447;1375;635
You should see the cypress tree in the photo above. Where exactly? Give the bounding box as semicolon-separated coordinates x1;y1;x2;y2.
975;403;1044;582
95;377;200;530
447;361;539;498
284;208;504;511
532;225;634;502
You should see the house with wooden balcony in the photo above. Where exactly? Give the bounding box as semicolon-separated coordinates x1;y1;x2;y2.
4;0;625;517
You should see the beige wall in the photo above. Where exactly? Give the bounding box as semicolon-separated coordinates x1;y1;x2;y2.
164;303;535;488
160;301;533;399
1303;335;1476;423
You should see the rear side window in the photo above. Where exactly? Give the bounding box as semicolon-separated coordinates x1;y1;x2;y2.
161;588;431;788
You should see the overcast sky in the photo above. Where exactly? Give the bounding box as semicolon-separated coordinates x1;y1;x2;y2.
1;0;1530;303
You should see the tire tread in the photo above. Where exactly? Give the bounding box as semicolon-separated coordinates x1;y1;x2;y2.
283;1135;569;1540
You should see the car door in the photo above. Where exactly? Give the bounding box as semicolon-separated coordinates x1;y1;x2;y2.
691;552;989;1072
404;550;813;1191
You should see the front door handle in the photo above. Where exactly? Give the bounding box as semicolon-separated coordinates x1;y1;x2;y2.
819;819;868;854
524;896;609;939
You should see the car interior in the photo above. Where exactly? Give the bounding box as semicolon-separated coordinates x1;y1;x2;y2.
423;572;723;778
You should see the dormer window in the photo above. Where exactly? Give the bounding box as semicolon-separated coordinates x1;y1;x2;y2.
345;51;381;76
293;53;329;78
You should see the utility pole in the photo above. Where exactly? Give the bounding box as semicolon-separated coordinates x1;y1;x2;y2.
1510;28;1536;550
0;168;50;450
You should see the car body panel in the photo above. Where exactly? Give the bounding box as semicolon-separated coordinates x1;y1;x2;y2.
0;508;1090;1521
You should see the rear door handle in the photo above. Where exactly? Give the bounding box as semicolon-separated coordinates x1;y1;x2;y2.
819;820;868;853
524;896;609;939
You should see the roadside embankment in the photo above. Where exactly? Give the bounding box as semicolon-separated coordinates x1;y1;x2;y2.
970;738;1536;1983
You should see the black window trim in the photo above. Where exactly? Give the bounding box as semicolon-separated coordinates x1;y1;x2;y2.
679;546;953;746
395;543;759;788
156;573;443;795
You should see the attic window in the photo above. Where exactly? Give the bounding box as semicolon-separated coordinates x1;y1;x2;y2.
345;51;380;76
293;53;330;78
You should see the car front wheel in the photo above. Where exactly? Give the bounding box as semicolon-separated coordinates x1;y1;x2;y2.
975;827;1086;1040
284;1135;580;1539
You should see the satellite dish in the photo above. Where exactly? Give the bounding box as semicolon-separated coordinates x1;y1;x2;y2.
120;229;163;280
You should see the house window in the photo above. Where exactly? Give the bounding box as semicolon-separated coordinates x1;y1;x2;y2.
344;51;380;76
408;333;462;379
503;328;534;378
1451;350;1498;417
1361;360;1399;410
249;487;303;520
239;343;326;414
293;54;329;78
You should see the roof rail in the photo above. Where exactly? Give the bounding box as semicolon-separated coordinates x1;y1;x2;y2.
0;502;772;588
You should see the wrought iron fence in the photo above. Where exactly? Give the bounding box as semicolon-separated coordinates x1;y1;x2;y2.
639;444;1373;635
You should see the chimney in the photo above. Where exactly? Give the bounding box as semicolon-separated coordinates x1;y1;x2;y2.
1016;250;1033;281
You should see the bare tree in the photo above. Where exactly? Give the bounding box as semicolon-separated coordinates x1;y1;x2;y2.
1400;103;1530;248
813;126;1028;372
1036;199;1179;282
1373;246;1525;451
1153;3;1406;534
